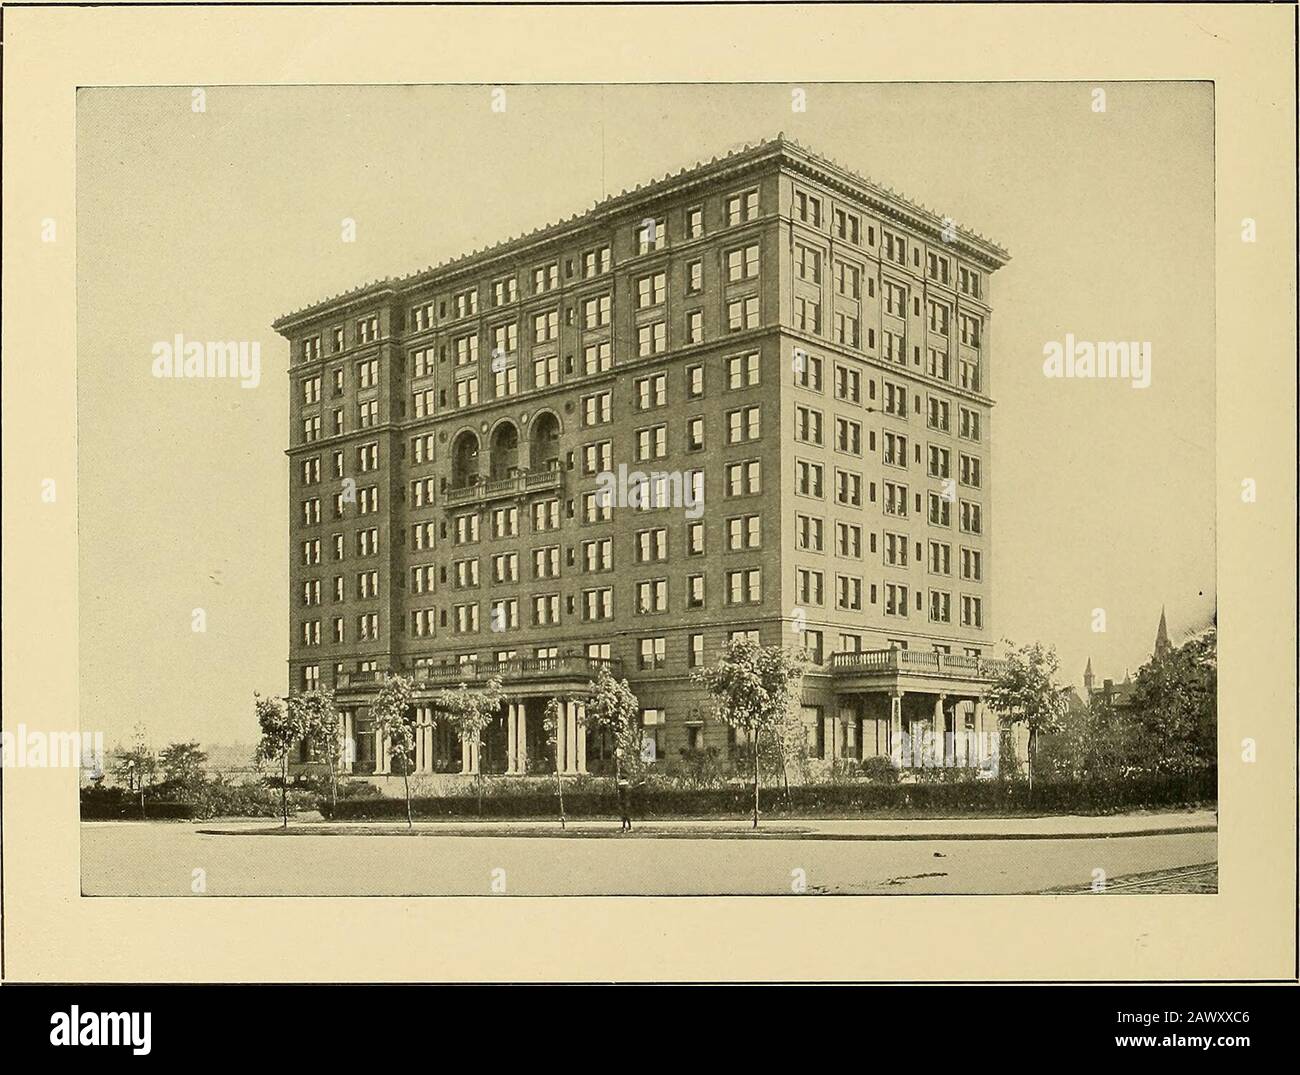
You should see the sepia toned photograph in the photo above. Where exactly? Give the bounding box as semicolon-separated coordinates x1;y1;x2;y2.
2;2;1294;1009
72;82;1218;897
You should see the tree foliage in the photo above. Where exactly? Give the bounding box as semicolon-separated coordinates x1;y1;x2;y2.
985;641;1069;793
371;673;417;827
692;638;807;828
255;693;304;828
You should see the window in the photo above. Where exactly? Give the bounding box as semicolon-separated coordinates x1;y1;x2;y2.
929;590;952;623
727;296;759;332
836;417;862;455
533;353;559;388
835;260;861;298
727;514;762;551
928;301;950;337
638;320;667;356
834;469;861;507
532;593;561;626
884;583;909;617
885;282;907;317
960;314;982;349
836;575;863;611
959;406;982;441
794;296;820;333
357;612;380;640
531;499;560;532
686;259;703;295
412;388;435;419
452;558;480;589
635;373;667;410
883;481;908;517
582;588;614;622
582;391;612;426
728;244;761;281
583;246;611;278
927;252;951;285
794;244;820;283
638;637;666;670
533;546;561;579
728;352;760;389
928;346;951;381
929;541;952;576
637;272;666;309
452;288;478;317
793;351;823;391
687;574;706;609
959;356;981;392
453;513;480;545
796;568;824;606
795;459;824;498
834;208;861;244
582;440;612;476
834;365;861;404
358;399;378;428
929;492;952;527
929;445;952;480
959;453;982;488
727;405;761;444
884;531;909;567
455;376;479;408
686;206;704;238
928;397;951;432
454;335;479;367
686;309;704;344
687;416;705;451
492;277;518;306
834;312;860;348
686;363;704;398
582;538;613;573
580;294;611;330
726;568;762;605
636;579;668;614
835;522;862;559
961;595;983;628
356;316;379;343
533;310;559;344
635;528;668;563
959;265;981;298
883;381;908;418
961;547;983;581
688;634;705;668
960;500;983;535
726;460;762;497
883;232;906;266
794;190;822;226
796;513;824;552
532;264;559;293
453;603;479;634
583;340;612;375
726;189;759;225
636;219;663;254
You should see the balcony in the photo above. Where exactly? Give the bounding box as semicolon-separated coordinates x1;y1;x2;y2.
411;655;623;688
444;467;563;508
829;648;1007;688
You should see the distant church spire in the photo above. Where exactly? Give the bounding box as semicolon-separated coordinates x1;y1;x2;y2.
1083;658;1094;694
1154;606;1172;658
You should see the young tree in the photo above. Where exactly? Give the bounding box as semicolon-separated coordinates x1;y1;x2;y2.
582;666;642;796
111;727;157;819
692;638;807;829
985;641;1069;794
254;693;304;829
542;696;569;830
436;677;504;815
293;686;345;815
158;741;208;791
371;674;418;829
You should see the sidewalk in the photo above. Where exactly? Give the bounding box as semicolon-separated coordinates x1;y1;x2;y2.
198;809;1217;841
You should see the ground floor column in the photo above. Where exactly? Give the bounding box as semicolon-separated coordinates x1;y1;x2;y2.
506;703;519;774
575;701;588;774
516;703;529;774
953;700;969;768
461;733;480;775
889;690;905;767
554;701;568;774
932;694;947;768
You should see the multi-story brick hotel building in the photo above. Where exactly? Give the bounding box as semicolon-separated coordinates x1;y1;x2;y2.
273;135;1013;780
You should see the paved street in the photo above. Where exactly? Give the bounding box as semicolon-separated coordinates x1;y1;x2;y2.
82;819;1216;896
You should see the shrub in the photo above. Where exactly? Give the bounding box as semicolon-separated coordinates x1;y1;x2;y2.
860;756;899;784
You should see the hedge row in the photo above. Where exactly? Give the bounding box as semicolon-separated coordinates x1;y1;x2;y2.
320;772;1217;820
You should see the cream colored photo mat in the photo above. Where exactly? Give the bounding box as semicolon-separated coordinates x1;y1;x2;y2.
2;2;1294;981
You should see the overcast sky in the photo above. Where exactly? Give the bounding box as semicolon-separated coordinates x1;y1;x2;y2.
77;83;1215;747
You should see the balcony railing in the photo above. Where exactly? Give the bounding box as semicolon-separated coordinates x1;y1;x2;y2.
829;648;1007;678
444;467;563;507
412;655;622;686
